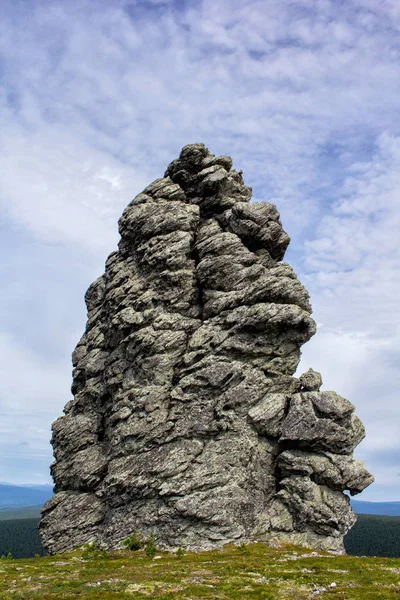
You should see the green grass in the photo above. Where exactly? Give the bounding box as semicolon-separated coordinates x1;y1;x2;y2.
1;541;400;599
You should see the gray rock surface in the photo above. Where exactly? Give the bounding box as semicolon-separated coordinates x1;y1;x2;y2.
39;143;373;555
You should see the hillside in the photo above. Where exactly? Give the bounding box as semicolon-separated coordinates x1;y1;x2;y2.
0;542;400;599
0;518;46;559
0;507;42;521
345;514;400;558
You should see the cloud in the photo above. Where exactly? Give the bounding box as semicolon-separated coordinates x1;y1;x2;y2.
301;133;400;339
297;133;400;500
0;122;151;255
0;0;399;499
0;331;71;484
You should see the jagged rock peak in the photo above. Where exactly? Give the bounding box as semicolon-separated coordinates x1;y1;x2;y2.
39;143;373;555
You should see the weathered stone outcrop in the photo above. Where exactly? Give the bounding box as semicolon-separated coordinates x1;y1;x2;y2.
39;143;373;555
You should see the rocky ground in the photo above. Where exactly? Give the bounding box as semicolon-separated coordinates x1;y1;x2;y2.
1;541;399;599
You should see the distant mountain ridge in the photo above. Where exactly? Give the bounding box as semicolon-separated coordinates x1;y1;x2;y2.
350;500;400;516
0;484;53;510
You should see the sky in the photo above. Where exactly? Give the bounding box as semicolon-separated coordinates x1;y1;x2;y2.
0;0;399;502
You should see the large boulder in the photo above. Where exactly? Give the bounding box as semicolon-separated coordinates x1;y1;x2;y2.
39;143;373;555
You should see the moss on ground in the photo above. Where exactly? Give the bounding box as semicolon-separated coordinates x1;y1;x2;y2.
0;542;399;599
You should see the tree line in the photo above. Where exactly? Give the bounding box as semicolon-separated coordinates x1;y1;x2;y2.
0;518;45;559
344;514;400;558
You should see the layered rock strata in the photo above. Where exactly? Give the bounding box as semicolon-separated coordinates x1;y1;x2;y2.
39;143;373;555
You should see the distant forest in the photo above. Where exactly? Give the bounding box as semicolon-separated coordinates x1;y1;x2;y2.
344;514;400;558
1;514;400;559
0;518;45;559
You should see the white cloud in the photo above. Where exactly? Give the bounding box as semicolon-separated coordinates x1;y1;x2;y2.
297;133;400;499
0;331;71;483
302;133;400;337
0;121;150;255
0;331;70;420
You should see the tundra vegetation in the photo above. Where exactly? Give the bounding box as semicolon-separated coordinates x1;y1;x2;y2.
1;541;400;599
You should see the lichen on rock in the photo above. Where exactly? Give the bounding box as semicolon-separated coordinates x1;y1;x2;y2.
39;143;373;555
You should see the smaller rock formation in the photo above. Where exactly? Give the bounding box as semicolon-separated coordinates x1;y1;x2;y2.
39;143;374;555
